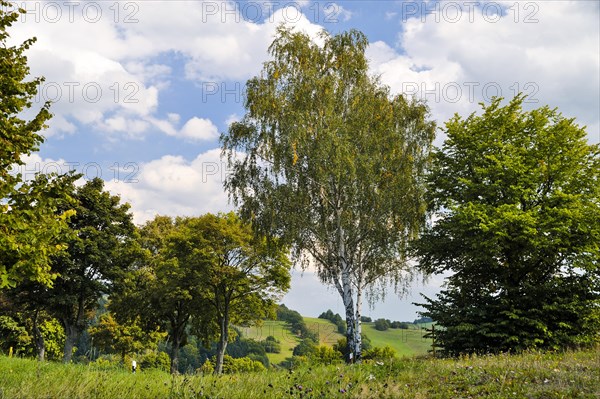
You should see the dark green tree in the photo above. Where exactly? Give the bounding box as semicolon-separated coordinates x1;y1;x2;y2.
222;27;435;363
111;213;290;374
110;215;197;374
0;2;74;288
414;96;600;355
46;178;138;362
88;312;165;361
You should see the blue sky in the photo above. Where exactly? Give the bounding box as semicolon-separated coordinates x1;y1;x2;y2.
8;0;600;320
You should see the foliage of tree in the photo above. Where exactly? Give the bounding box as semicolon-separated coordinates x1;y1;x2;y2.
0;311;64;360
43;178;139;363
88;313;164;361
226;336;270;368
222;27;435;363
293;338;317;357
374;318;390;331
414;96;600;355
360;316;372;323
390;321;409;329
276;305;318;342
413;316;432;324
262;336;281;354
310;345;342;365
318;309;346;334
112;213;290;374
0;315;30;355
0;2;76;289
186;213;290;374
110;215;199;374
139;351;170;372
333;334;372;360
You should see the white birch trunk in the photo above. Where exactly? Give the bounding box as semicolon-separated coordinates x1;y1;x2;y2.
354;284;363;363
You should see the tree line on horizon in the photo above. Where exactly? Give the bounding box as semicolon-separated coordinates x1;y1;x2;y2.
1;2;599;373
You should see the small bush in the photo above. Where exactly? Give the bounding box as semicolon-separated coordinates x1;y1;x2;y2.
363;346;397;361
374;318;390;331
221;355;266;373
139;351;170;372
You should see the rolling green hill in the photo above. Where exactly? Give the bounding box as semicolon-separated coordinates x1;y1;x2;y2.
361;323;432;356
237;320;299;365
240;316;432;365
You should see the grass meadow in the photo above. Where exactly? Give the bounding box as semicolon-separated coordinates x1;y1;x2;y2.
1;347;598;398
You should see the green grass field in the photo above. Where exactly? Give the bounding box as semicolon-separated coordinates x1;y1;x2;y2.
303;317;345;346
238;320;300;365
361;323;432;357
1;348;598;398
240;317;432;364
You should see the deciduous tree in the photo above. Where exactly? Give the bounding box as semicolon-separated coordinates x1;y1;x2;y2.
222;27;435;362
0;2;74;288
47;178;139;362
414;96;600;354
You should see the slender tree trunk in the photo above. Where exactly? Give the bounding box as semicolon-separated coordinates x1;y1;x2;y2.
32;309;46;362
353;284;363;363
341;269;356;363
338;223;358;363
214;310;230;375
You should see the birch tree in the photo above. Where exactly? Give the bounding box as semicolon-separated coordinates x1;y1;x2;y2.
221;27;435;362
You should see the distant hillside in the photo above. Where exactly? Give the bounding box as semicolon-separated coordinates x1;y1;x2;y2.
239;316;431;365
361;322;432;356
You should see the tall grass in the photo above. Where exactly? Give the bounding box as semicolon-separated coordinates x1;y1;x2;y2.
1;347;598;398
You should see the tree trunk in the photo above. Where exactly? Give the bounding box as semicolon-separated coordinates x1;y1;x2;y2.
214;310;230;375
353;285;363;363
338;223;358;363
170;334;181;374
341;269;356;363
62;321;78;363
63;299;84;363
32;309;46;362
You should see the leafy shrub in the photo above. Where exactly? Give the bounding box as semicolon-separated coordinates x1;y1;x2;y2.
374;318;390;331
262;336;281;353
390;321;410;329
198;359;214;374
362;346;397;361
221;355;266;373
310;345;342;365
0;316;30;355
140;351;170;372
292;339;317;357
92;354;122;370
333;335;371;358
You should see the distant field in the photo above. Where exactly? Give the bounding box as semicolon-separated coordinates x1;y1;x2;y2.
238;320;299;365
303;317;345;346
240;317;432;364
361;323;432;357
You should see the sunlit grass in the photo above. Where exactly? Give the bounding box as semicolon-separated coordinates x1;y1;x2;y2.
1;347;598;398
